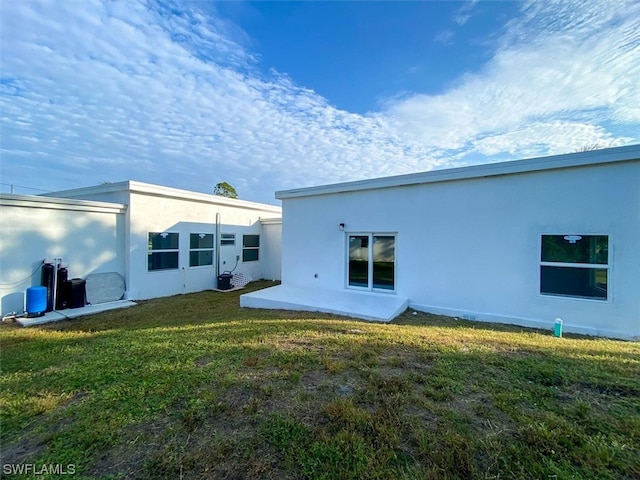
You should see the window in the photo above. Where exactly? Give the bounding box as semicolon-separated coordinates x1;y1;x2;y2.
540;235;608;300
221;233;236;246
348;234;396;291
148;232;179;271
242;234;260;262
189;233;214;267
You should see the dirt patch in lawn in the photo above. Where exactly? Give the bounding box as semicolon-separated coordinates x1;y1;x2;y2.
1;391;90;466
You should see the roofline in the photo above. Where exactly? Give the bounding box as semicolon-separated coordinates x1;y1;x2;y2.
276;144;640;200
44;180;282;214
259;217;282;225
1;193;127;214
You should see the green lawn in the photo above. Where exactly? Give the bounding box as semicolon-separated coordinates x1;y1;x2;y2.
1;281;639;479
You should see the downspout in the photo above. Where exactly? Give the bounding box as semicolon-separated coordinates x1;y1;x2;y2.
215;213;221;278
52;257;62;311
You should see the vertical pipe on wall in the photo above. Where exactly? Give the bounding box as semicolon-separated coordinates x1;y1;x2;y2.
215;213;221;279
52;257;61;311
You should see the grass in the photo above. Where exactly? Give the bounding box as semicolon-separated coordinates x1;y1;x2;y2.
1;280;639;479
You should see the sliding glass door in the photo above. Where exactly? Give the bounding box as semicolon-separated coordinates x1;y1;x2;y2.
372;235;395;290
348;234;396;291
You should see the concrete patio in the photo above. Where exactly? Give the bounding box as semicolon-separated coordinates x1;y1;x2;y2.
240;284;408;322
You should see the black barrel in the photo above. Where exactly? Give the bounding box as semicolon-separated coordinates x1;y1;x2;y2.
68;278;86;309
55;267;69;310
41;263;55;312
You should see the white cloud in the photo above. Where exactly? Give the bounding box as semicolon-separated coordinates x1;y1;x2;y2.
453;0;479;26
2;1;442;202
0;0;638;203
434;29;455;45
471;122;631;158
386;0;640;159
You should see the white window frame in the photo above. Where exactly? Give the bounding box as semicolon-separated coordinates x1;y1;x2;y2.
189;233;214;269
539;234;611;302
147;232;180;272
346;232;397;293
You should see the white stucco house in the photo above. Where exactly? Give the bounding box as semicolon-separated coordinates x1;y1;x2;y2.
1;181;281;317
242;145;640;341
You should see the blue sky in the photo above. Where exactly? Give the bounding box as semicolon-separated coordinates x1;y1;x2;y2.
1;0;638;204
218;1;517;113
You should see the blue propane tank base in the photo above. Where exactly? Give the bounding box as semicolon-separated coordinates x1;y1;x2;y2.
26;311;45;318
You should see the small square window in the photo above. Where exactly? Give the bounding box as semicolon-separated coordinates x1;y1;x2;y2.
190;233;213;250
243;235;260;248
221;233;236;246
148;252;179;271
242;249;259;262
149;232;179;250
190;250;213;267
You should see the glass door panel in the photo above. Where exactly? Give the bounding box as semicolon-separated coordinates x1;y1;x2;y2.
373;236;395;290
348;235;369;287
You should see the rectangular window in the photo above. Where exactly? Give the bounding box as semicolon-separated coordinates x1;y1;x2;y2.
189;233;214;267
242;234;260;262
540;235;608;300
148;232;179;271
221;233;236;246
348;234;396;291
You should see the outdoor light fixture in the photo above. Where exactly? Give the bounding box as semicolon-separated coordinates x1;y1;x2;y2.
339;223;345;231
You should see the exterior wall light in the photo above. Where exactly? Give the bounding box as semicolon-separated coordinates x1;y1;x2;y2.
339;223;345;231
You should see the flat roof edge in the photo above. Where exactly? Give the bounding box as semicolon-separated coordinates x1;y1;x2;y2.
126;182;282;212
1;194;127;213
276;144;640;199
45;181;282;213
259;217;282;224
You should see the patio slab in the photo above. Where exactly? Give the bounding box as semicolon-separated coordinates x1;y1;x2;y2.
240;284;408;322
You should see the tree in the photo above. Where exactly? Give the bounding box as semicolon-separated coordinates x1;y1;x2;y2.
574;144;607;153
214;182;238;199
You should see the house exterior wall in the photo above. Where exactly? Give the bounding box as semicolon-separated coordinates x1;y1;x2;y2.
280;160;640;340
0;195;126;316
260;220;283;281
50;182;282;300
126;191;280;299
